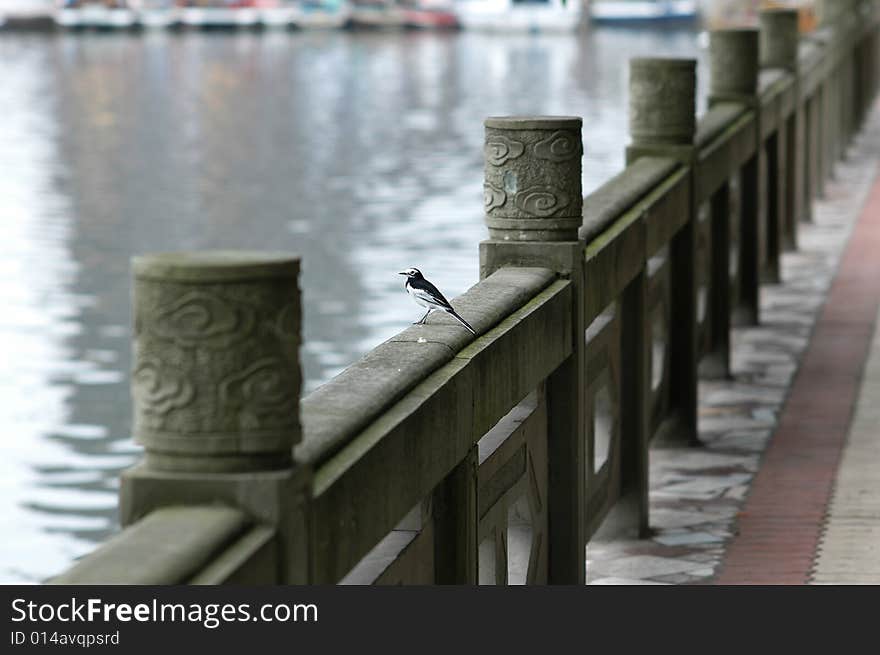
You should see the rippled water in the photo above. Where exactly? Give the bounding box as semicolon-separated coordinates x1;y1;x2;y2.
0;27;709;583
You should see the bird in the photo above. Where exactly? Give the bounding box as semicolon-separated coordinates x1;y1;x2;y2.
398;267;476;335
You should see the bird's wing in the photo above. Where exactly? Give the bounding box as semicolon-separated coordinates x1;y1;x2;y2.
411;279;454;310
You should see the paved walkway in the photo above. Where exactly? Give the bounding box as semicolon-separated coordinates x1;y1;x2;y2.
810;306;880;584
585;101;880;585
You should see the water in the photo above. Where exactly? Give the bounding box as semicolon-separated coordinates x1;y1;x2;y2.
0;26;708;583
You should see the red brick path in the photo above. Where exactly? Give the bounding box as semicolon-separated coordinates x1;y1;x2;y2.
715;169;880;584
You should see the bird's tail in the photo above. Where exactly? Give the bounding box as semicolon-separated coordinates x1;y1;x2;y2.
448;310;476;335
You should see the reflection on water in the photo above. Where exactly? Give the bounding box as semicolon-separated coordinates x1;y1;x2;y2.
0;36;133;584
0;27;706;583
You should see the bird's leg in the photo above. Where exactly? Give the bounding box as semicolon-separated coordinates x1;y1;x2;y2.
414;309;432;325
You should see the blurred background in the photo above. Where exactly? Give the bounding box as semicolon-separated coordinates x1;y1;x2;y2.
0;0;815;582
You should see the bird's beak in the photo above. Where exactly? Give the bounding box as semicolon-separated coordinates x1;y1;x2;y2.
398;271;407;276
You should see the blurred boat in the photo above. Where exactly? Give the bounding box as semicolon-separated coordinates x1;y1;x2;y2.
349;0;404;28
256;0;298;26
178;0;260;27
590;0;698;24
297;0;351;28
455;0;583;32
399;0;457;28
256;0;350;29
136;0;179;27
0;0;55;28
55;0;138;28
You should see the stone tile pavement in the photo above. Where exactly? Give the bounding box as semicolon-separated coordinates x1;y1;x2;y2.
585;104;880;586
715;148;880;584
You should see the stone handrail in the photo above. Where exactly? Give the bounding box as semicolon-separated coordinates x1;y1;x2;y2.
50;507;273;584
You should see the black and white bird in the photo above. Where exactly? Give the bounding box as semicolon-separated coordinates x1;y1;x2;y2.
399;267;476;335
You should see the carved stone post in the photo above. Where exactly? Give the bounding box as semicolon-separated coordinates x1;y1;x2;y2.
627;58;700;447
850;0;873;136
761;8;800;263
760;9;800;72
483;116;582;242
132;252;301;473
629;59;696;150
856;0;875;129
122;251;312;584
810;11;834;193
708;30;763;330
710;29;759;103
480;116;587;583
820;0;852;162
868;2;880;119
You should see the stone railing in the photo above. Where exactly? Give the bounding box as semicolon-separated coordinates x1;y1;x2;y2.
51;0;880;585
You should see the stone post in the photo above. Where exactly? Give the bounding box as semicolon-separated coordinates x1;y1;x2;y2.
852;0;874;136
709;33;762;324
760;9;800;72
603;62;705;533
761;8;801;261
867;1;880;116
811;2;837;190
629;58;696;151
121;251;312;584
131;252;301;473
855;0;874;129
709;29;760;104
822;0;851;160
626;58;700;448
479;116;587;583
483;116;583;242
